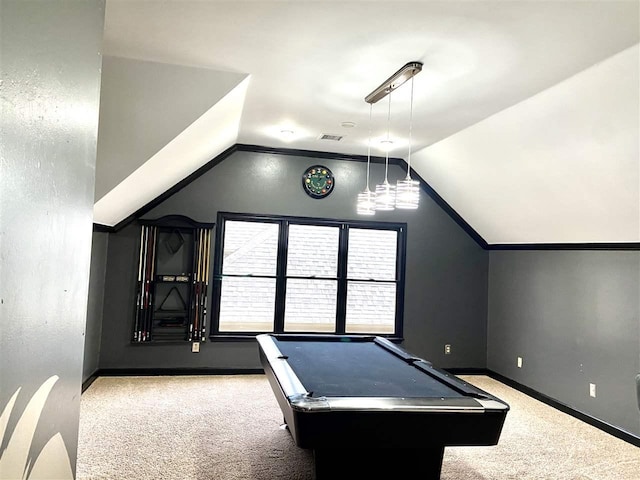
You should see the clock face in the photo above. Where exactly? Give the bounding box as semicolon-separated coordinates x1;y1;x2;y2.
302;165;335;199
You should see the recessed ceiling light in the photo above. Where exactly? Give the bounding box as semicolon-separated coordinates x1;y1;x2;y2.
280;129;295;138
341;121;356;128
379;139;394;152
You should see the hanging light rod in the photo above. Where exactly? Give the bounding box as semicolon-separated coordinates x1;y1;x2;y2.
364;61;423;104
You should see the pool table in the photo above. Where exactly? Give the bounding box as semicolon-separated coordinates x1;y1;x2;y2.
257;333;510;479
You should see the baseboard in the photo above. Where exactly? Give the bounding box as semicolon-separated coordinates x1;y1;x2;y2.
82;373;99;393
96;367;265;377
444;367;489;375
484;370;640;448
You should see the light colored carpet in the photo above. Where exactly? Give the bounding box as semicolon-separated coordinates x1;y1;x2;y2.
443;376;640;480
77;375;640;480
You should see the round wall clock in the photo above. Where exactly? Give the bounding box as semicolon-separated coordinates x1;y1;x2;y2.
302;165;335;199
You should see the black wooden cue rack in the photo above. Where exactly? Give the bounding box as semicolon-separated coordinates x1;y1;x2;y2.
132;215;214;343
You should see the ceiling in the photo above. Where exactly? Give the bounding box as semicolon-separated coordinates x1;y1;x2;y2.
97;0;639;244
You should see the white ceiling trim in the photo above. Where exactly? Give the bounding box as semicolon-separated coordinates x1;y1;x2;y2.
93;76;251;226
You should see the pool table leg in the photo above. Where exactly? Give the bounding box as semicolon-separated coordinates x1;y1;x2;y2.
313;446;445;479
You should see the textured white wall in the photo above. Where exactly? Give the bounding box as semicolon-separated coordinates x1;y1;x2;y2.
414;44;640;244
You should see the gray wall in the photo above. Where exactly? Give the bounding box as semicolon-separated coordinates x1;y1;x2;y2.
0;0;104;476
99;149;488;370
83;232;109;382
488;250;640;436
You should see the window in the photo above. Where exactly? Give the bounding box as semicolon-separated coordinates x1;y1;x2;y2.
211;212;406;338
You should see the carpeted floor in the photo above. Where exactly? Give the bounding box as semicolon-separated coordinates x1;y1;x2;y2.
76;375;640;480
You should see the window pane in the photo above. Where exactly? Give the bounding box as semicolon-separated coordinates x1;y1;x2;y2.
284;279;337;332
347;228;397;281
345;281;396;334
287;224;339;277
218;277;275;332
222;221;279;275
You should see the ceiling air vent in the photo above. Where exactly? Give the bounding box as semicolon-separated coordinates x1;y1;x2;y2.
318;133;343;141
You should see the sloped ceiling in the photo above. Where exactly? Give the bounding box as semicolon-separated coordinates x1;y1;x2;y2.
97;0;639;244
414;45;639;244
94;56;248;202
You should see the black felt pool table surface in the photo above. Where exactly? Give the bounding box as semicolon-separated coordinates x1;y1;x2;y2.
273;337;465;398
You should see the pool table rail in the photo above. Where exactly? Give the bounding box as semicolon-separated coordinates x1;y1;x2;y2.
288;394;489;413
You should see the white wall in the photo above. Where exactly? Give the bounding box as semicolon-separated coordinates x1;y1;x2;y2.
95;56;248;201
414;44;640;244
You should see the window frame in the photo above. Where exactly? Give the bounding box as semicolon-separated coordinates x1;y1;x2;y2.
210;212;407;340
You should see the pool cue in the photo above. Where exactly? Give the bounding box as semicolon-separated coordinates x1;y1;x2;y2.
141;226;150;341
192;229;200;341
189;230;198;341
188;230;200;341
198;228;206;341
142;226;155;341
199;229;206;339
200;228;211;341
141;225;151;341
194;228;205;340
145;226;157;341
140;226;148;341
133;226;146;342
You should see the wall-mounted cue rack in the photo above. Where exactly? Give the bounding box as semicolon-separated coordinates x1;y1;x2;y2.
132;215;214;344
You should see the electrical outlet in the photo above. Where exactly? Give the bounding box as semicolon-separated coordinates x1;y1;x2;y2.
192;342;200;353
444;344;451;355
589;383;596;398
517;357;523;368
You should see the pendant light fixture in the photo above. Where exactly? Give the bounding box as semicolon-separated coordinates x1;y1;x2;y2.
359;61;422;213
374;91;396;211
395;75;420;209
357;103;376;215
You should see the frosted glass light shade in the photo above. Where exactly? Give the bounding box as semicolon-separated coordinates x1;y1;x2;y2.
375;180;396;211
357;188;376;215
395;176;420;209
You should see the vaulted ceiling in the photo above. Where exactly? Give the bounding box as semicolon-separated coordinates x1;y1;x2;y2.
95;0;639;244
